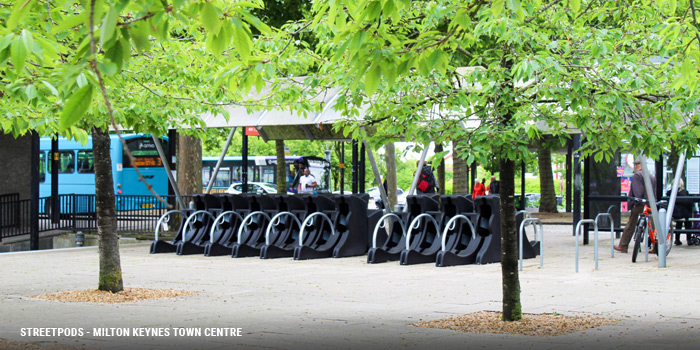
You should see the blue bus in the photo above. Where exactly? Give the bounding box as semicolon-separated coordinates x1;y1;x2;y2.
39;134;169;211
201;156;332;194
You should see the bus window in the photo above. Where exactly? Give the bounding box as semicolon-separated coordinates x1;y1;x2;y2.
261;166;275;183
202;166;211;187
214;169;231;187
39;152;45;182
77;150;94;173
48;151;75;173
123;137;165;168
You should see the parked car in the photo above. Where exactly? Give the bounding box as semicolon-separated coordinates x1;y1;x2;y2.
368;187;407;209
225;182;278;195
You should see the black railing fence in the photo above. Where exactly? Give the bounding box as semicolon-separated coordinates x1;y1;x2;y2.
1;194;196;241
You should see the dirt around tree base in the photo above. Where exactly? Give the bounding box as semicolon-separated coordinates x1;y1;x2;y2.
0;339;83;350
32;288;198;304
412;311;619;337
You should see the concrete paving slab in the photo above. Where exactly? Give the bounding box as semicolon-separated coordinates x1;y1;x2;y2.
0;224;699;350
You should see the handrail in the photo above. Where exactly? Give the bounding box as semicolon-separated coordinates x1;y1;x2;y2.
182;210;216;242
209;211;245;244
298;212;336;247
236;211;272;244
519;217;543;271
371;213;407;249
405;213;441;250
154;210;185;241
595;213;615;259
574;219;599;272
440;214;476;251
264;211;303;246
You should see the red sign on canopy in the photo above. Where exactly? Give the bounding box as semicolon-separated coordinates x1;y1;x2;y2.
245;127;260;136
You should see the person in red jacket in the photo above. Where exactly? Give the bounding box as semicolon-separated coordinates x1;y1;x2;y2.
473;178;486;199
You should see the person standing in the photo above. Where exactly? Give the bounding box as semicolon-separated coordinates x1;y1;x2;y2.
291;162;306;192
298;168;317;193
473;178;486;199
416;161;438;194
615;158;656;253
668;179;694;246
487;175;500;195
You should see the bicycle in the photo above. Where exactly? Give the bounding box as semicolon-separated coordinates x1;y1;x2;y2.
631;199;673;263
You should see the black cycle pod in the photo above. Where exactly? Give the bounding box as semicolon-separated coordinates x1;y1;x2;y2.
231;194;277;258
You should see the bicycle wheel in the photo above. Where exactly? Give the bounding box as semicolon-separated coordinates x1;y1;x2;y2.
632;220;644;263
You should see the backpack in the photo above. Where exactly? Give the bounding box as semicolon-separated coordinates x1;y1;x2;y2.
417;172;430;192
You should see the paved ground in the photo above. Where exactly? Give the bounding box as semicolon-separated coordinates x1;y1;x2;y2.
1;225;699;350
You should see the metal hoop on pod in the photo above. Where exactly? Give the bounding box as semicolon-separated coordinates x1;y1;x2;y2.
154;210;185;241
371;213;407;249
209;211;245;243
182;210;216;242
264;212;303;246
441;215;477;251
405;213;441;250
236;211;272;244
298;212;336;247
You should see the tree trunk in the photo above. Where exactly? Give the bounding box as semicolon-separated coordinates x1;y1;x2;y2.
436;143;445;195
453;143;469;194
500;150;521;321
276;140;286;193
92;127;123;293
177;134;202;196
538;138;558;213
385;142;397;209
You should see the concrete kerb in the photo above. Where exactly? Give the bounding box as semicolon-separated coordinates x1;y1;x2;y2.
0;224;699;350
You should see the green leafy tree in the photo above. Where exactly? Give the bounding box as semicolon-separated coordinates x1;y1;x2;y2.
264;0;700;321
0;0;271;292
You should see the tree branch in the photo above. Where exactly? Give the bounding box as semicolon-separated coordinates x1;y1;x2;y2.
88;0;171;209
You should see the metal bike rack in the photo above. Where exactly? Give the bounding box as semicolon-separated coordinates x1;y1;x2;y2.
440;214;476;251
405;213;441;250
182;210;216;242
298;212;336;247
519;217;543;271
516;210;531;219
237;211;272;244
154;210;185;241
595;213;615;258
371;213;407;249
264;211;303;246
209;211;245;244
574;219;600;272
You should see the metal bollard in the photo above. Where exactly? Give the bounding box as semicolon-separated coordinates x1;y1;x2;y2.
75;231;85;247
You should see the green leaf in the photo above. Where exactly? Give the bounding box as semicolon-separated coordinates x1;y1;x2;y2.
236;8;271;35
25;84;36;100
98;60;118;76
364;62;381;96
669;0;677;14
11;36;26;73
0;34;13;51
100;6;119;48
20;29;33;54
105;38;126;72
570;0;580;15
232;18;252;62
383;59;397;87
200;2;222;34
7;0;34;30
130;22;151;53
42;81;59;97
60;84;94;131
50;13;86;34
492;0;504;17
